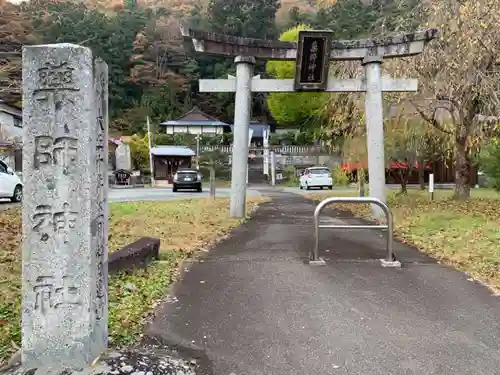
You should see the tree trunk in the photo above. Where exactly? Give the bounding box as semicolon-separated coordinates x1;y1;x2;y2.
399;169;408;194
358;168;365;197
454;141;471;200
209;167;216;199
401;178;408;194
418;158;425;190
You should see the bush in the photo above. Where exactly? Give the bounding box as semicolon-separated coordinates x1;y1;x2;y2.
332;165;349;186
480;143;500;191
222;132;233;145
128;135;149;170
284;165;299;185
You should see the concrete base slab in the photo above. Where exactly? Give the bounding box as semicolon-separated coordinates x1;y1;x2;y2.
379;259;402;268
2;347;196;375
308;257;327;266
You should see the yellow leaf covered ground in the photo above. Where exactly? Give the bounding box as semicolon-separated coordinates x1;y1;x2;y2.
0;196;267;365
306;189;500;292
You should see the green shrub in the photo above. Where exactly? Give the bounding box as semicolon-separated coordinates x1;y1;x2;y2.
283;165;300;185
480;143;500;192
332;165;349;186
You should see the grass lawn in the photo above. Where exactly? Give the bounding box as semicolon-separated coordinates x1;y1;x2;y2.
0;196;267;365
306;188;500;292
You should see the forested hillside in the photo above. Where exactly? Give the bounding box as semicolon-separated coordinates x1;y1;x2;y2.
0;0;421;135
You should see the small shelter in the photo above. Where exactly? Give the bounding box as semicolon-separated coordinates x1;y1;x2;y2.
151;145;196;183
159;107;230;135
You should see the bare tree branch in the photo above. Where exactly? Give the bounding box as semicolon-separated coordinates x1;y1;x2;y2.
408;99;454;135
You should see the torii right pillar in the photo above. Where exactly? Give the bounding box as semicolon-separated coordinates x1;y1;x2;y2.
363;55;386;217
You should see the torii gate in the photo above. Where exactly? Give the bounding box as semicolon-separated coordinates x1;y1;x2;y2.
180;26;438;218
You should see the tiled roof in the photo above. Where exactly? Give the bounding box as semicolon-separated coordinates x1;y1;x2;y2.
150;145;196;157
161;107;227;125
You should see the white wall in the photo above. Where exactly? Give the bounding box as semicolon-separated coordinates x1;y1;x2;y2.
0;103;22;141
0;151;16;170
165;125;223;135
0;104;22;171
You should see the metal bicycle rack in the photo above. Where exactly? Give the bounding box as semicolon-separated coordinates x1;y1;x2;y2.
311;197;401;267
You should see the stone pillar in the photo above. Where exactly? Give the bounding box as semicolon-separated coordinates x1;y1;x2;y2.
115;142;132;171
22;44;108;369
229;56;255;218
362;55;386;218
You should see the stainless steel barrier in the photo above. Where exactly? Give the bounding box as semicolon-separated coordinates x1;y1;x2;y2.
312;197;394;263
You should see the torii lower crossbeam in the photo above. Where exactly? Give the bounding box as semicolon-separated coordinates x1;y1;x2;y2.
199;77;418;93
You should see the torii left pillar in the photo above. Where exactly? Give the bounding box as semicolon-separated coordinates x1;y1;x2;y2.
230;56;255;218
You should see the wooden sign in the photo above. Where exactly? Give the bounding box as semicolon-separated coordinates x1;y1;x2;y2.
294;30;333;91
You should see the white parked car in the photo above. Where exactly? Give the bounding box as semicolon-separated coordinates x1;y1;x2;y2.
0;160;23;202
299;166;333;190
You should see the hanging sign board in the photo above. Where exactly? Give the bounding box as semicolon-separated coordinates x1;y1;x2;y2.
294;30;333;91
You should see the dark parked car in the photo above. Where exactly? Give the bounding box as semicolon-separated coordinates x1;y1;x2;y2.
173;168;203;192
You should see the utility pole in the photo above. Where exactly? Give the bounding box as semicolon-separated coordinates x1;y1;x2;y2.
196;134;201;170
146;116;155;187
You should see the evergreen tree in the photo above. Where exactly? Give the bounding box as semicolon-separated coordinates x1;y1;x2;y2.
186;0;281;123
207;0;281;39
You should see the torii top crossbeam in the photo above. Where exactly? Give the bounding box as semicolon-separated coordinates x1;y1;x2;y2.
180;25;438;60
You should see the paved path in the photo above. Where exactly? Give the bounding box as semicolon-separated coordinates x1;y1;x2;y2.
146;192;500;375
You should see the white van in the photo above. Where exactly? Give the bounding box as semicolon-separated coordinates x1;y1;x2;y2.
299;166;333;190
0;160;23;202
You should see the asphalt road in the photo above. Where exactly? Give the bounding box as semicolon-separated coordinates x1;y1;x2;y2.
108;187;262;202
281;186;355;195
0;183;440;210
0;187;264;209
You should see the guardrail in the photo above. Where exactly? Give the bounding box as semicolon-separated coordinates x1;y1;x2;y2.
312;197;399;267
